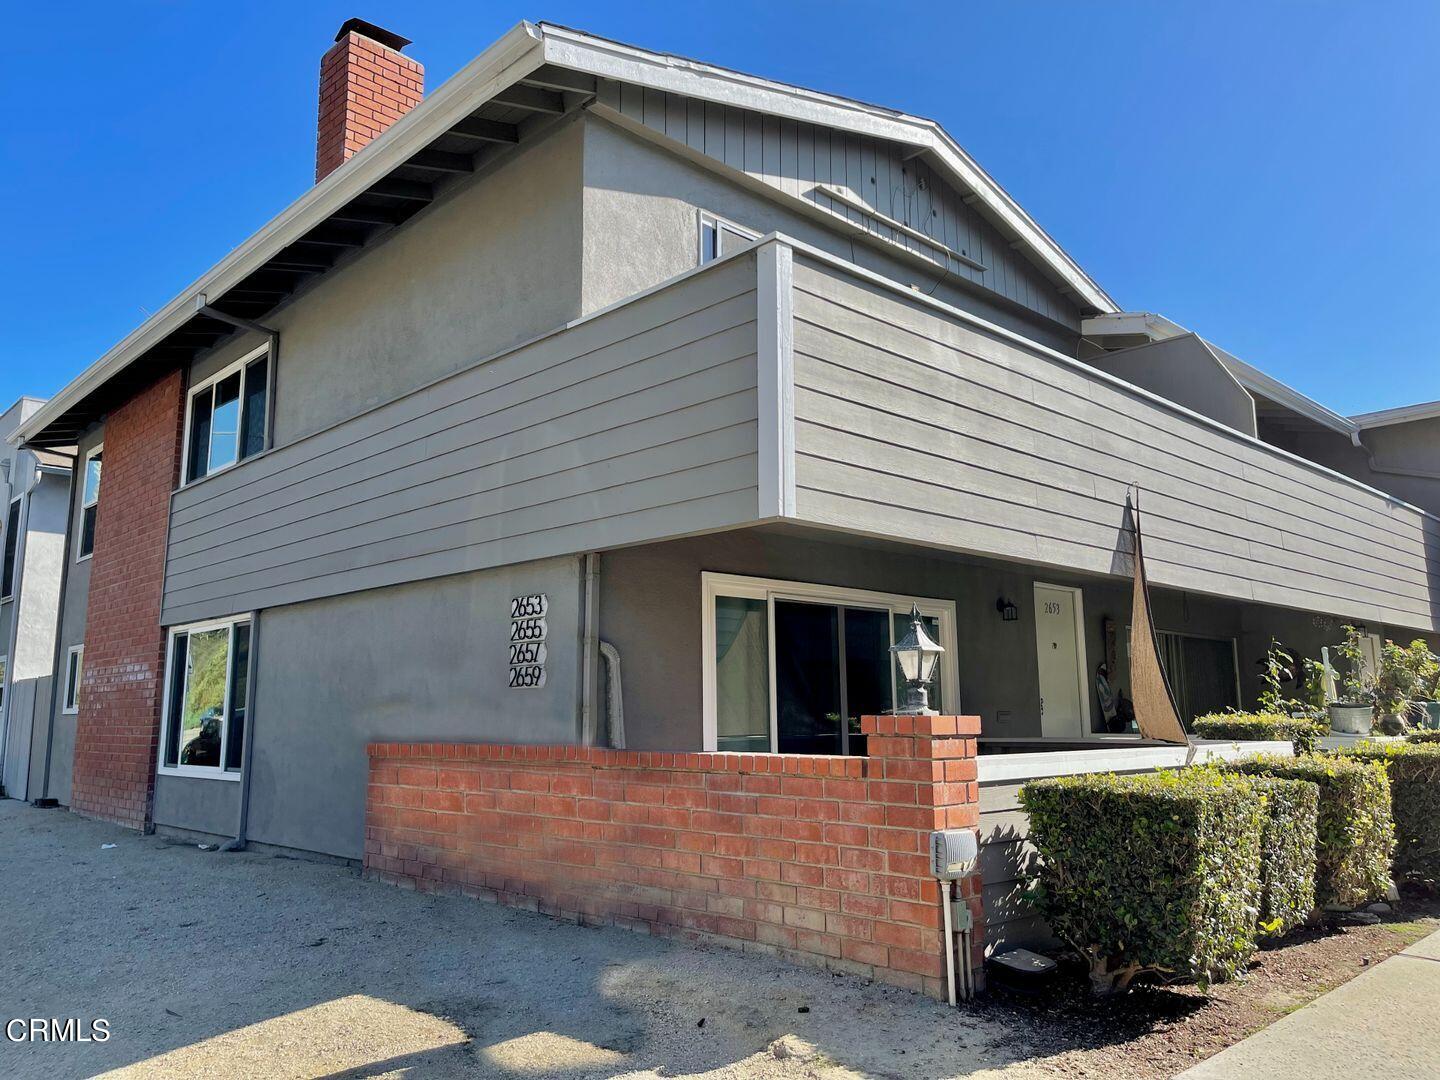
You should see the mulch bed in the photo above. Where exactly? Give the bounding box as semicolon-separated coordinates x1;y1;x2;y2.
969;893;1440;1080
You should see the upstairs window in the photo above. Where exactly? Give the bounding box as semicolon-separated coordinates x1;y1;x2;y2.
698;211;759;265
1;498;18;599
78;445;102;560
185;345;270;484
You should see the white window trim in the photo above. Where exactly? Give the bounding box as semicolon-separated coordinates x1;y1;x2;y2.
62;644;84;714
157;614;250;781
697;209;760;265
1034;582;1096;739
179;343;272;490
701;572;959;752
76;442;103;563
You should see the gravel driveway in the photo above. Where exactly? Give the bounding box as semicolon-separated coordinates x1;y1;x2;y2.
0;799;1048;1079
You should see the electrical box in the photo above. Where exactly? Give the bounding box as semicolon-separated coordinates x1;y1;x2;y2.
929;829;978;879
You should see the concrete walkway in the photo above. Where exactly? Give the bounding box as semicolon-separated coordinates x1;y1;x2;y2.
1180;928;1440;1080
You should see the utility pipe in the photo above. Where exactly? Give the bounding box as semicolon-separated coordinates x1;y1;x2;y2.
599;640;625;748
221;610;261;853
580;553;600;745
33;449;77;807
940;877;958;1006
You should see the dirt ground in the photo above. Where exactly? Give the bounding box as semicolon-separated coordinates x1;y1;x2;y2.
0;800;1044;1080
0;798;1430;1080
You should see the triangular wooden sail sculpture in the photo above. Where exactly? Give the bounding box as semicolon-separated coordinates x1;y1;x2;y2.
1127;489;1190;745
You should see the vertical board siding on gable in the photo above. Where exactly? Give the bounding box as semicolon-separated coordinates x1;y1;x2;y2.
161;255;763;626
596;79;1077;329
789;255;1440;632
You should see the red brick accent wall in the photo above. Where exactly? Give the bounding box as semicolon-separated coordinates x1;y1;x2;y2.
364;716;984;998
70;370;185;828
316;30;424;182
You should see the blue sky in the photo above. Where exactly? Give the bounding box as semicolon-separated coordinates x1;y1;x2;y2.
2;2;1436;416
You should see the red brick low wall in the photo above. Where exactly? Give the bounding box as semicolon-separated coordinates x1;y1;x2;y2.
364;715;983;998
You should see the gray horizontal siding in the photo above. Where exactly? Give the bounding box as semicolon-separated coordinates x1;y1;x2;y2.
790;256;1440;633
977;781;1052;955
596;79;1077;328
163;255;763;624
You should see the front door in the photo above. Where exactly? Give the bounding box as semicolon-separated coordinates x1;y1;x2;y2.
1035;584;1085;737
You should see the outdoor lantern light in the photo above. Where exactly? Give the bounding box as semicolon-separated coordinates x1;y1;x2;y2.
995;597;1019;622
891;604;945;715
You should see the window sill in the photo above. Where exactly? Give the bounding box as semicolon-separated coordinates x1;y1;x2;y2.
157;766;242;782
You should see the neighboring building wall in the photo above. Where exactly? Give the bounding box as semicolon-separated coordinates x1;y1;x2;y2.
589;86;1081;332
364;714;984;999
161;249;762;627
42;425;102;807
195;118;587;447
154;555;585;859
580;118;1078;353
71;373;184;828
7;471;69;801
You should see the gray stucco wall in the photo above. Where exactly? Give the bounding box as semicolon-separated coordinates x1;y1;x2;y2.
1085;335;1257;437
190;116;587;445
190;555;585;860
580;118;1079;353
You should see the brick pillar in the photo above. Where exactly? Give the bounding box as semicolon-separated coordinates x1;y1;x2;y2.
70;370;185;828
316;20;424;183
861;714;986;993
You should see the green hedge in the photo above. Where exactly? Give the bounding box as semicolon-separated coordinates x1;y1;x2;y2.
1224;754;1393;909
1192;713;1327;755
1248;777;1319;935
1021;769;1264;993
1340;742;1440;884
1408;730;1440;745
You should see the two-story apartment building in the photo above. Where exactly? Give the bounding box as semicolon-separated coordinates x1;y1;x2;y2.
14;20;1440;988
0;397;71;803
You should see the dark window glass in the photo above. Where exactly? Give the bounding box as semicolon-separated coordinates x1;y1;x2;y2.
64;650;81;711
240;358;268;460
1;500;19;598
164;634;189;767
187;391;213;483
225;623;251;771
843;608;893;756
774;601;841;754
80;506;97;558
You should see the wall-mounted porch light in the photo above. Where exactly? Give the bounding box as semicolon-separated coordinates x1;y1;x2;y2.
995;597;1019;622
891;605;945;715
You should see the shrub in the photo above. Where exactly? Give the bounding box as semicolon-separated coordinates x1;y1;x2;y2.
1247;777;1319;935
1340;742;1440;885
1224;754;1393;909
1192;713;1326;755
1408;730;1440;745
1021;769;1264;994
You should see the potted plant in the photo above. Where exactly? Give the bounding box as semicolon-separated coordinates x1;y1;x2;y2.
1373;640;1416;736
1401;639;1440;731
1329;626;1376;735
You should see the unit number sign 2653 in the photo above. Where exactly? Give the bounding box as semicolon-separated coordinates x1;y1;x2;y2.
508;594;548;689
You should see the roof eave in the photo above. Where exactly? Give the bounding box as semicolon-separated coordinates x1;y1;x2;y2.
17;21;547;448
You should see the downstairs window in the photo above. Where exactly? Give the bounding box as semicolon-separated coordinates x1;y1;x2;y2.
703;574;955;755
160;617;251;779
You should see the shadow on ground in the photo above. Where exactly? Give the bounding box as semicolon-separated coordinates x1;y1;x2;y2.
0;799;1098;1080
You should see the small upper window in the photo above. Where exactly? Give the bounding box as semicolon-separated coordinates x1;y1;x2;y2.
78;445;102;560
699;211;759;266
63;644;84;714
186;346;270;484
1;498;19;599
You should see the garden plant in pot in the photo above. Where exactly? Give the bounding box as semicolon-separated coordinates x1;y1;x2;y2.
1402;639;1440;731
1373;640;1418;736
1329;626;1376;735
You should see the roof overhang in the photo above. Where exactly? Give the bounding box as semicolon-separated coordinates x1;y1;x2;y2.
1351;400;1440;430
20;20;1117;449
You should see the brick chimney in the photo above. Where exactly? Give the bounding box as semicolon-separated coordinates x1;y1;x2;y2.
316;19;423;183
